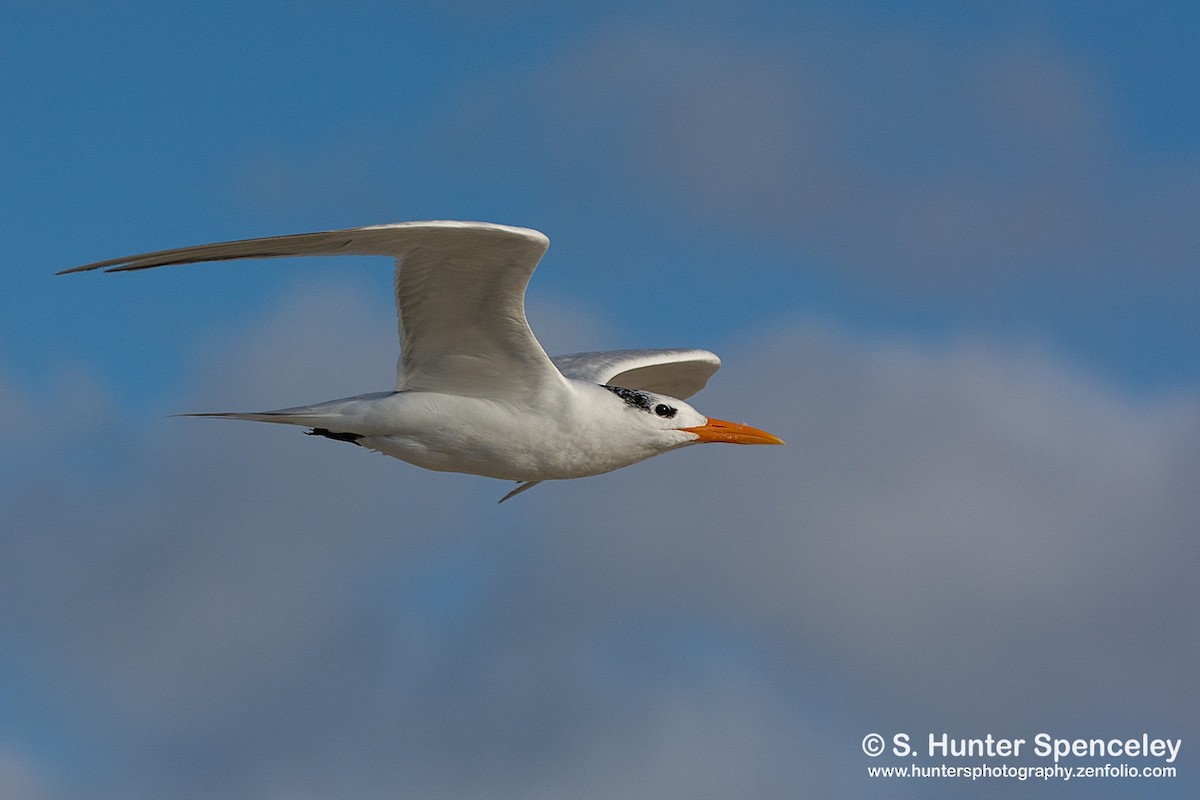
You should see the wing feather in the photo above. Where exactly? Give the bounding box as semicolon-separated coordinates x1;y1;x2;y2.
551;349;720;399
61;221;565;398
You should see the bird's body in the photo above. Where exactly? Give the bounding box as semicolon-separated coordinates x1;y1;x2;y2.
62;221;782;500
265;382;691;480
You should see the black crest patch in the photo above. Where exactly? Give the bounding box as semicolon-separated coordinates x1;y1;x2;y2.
602;384;653;411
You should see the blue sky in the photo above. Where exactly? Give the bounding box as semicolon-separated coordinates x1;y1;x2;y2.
6;1;1199;397
2;3;1197;799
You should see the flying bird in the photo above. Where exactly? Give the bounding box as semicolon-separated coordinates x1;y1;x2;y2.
61;221;783;501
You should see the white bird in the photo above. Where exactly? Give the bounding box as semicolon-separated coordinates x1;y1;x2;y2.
61;221;783;501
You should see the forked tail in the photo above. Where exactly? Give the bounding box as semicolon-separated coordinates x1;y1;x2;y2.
179;411;364;444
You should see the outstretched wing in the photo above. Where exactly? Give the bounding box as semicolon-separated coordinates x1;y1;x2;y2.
62;221;567;399
551;348;720;399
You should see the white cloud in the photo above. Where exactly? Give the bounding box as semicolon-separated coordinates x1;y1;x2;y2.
544;322;1199;719
2;282;1196;798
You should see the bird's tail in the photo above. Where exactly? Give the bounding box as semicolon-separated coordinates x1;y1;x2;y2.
179;411;366;446
175;392;394;429
175;410;321;429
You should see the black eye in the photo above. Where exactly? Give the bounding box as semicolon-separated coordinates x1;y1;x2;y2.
654;404;677;419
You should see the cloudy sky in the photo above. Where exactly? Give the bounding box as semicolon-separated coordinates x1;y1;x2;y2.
2;2;1197;798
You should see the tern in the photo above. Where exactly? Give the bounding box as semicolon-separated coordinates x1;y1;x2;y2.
62;221;783;501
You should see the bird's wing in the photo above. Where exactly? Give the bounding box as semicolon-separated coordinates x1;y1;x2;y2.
551;349;721;399
62;221;566;398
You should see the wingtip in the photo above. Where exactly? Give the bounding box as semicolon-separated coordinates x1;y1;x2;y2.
57;259;132;276
55;264;97;276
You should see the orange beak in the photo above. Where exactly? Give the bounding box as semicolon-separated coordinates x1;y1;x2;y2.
682;417;785;445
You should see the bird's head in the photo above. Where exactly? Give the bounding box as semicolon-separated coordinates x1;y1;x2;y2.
601;384;784;450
